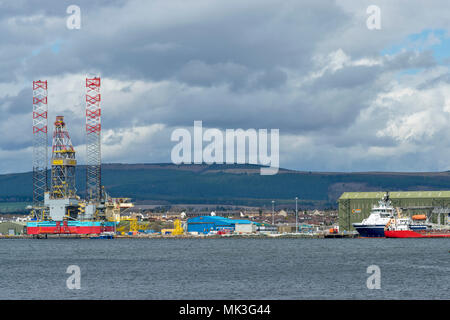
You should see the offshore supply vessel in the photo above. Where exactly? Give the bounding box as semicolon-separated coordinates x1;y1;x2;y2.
352;193;395;237
27;79;133;236
352;193;430;238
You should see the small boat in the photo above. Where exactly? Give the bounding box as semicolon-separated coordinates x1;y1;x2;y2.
89;232;115;239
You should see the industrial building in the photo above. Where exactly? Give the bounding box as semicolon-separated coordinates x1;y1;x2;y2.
0;221;26;235
186;216;254;234
338;191;450;231
235;222;256;234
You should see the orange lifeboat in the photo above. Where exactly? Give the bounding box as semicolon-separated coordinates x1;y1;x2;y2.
412;214;426;220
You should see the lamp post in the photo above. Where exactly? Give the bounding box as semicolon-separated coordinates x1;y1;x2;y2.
295;197;298;233
272;200;275;227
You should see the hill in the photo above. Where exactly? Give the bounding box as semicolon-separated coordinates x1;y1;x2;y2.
1;163;450;209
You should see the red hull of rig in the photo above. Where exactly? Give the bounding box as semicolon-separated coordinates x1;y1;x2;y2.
26;221;115;235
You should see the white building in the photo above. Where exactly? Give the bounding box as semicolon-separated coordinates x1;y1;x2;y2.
235;223;256;234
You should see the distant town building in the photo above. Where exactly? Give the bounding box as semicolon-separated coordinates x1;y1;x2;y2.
277;210;287;217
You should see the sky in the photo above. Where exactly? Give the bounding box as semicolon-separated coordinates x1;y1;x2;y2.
1;0;450;174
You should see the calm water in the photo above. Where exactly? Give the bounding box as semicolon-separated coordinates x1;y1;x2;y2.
0;238;448;299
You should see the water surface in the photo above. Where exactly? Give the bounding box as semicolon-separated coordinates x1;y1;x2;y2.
0;238;448;299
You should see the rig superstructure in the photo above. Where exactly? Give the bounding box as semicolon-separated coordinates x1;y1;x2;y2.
27;78;133;236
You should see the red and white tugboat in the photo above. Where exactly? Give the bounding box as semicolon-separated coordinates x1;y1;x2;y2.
384;214;450;238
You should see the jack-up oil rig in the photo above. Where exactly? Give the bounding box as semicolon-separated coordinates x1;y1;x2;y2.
27;78;133;236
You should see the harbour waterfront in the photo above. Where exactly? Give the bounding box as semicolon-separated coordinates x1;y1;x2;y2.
0;238;448;300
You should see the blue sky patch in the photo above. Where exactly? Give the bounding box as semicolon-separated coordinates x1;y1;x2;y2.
381;29;449;64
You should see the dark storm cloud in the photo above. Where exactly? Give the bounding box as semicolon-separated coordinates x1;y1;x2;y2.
253;68;288;90
417;72;450;90
312;65;383;90
175;61;250;89
15;0;350;83
0;88;30;115
308;50;436;93
384;50;436;70
99;77;377;136
175;61;287;91
0;0;126;82
0;0;126;17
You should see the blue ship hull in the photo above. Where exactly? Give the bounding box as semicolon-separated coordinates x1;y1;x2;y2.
353;224;386;237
